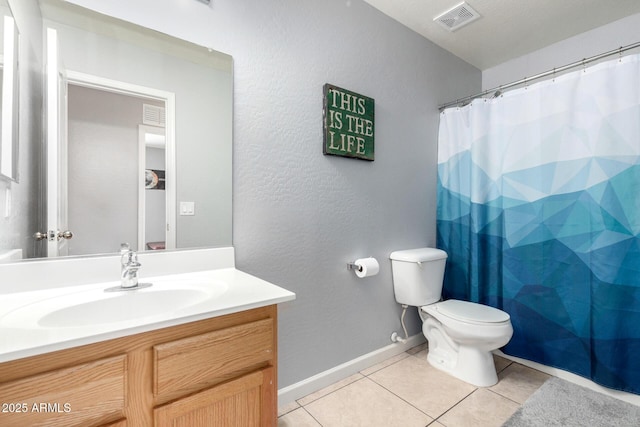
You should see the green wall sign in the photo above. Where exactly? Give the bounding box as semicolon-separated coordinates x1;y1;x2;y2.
323;84;375;161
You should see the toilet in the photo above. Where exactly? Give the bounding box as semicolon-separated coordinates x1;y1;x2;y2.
389;248;513;387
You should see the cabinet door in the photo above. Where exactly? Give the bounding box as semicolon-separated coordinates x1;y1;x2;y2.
154;367;275;427
0;355;126;427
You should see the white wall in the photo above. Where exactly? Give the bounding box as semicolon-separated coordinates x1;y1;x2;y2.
66;0;481;389
483;13;640;90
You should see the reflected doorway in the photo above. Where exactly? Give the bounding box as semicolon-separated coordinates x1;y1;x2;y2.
139;125;167;251
65;77;175;255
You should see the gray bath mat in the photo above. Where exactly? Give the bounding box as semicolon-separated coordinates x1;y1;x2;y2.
502;377;640;427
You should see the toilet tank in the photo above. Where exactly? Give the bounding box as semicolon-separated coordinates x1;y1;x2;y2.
389;248;448;306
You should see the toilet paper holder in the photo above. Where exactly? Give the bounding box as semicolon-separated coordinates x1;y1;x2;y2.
347;261;363;272
347;257;380;278
347;256;374;271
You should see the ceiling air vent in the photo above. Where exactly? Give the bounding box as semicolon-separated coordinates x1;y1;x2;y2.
434;2;481;32
143;104;166;128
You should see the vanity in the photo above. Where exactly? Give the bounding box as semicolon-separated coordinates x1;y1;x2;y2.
0;248;295;426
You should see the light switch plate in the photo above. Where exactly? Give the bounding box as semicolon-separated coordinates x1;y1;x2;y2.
180;201;195;216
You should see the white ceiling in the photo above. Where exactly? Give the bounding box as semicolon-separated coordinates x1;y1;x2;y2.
362;0;640;70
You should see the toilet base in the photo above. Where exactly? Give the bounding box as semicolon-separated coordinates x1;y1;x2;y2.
422;316;500;387
427;345;498;387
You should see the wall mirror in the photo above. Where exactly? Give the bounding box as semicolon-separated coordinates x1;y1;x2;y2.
0;0;19;182
6;0;232;260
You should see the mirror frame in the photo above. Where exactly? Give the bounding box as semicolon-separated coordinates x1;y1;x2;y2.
0;12;19;182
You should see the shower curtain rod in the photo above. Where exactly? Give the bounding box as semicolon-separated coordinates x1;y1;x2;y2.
438;41;640;111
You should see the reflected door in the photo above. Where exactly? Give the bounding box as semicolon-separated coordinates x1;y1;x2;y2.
45;27;70;257
139;125;168;251
64;73;176;256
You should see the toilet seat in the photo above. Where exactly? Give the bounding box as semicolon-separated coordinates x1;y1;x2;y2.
425;299;510;325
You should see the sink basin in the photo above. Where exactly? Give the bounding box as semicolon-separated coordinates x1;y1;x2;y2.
40;288;208;327
1;278;229;329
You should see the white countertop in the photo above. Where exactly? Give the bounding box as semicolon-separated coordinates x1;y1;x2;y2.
0;268;295;363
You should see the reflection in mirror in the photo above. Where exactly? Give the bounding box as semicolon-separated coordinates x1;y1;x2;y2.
142;125;167;251
0;0;19;182
66;82;172;256
12;0;232;260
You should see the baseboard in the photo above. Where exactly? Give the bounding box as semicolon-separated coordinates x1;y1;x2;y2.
494;350;640;406
278;334;426;406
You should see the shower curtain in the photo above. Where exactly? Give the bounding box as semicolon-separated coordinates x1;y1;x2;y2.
437;53;640;394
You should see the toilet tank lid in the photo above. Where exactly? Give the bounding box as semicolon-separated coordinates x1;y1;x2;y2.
389;248;448;262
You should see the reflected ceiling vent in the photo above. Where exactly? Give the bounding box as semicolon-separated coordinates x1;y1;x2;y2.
143;104;166;128
434;2;481;32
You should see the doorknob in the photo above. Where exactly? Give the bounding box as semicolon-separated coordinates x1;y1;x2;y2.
33;231;50;241
33;230;73;241
58;230;73;240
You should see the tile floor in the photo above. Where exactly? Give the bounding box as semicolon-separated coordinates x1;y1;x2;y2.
278;344;551;427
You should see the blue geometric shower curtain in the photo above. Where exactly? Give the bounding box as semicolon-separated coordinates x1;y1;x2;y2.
436;54;640;394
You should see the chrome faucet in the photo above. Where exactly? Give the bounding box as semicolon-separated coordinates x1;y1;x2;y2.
104;244;152;292
120;243;141;289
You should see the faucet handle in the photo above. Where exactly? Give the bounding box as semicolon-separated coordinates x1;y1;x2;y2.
120;243;134;265
120;243;141;269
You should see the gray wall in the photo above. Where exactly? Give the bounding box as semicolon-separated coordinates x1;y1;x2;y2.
67;0;480;388
0;0;43;259
483;13;640;90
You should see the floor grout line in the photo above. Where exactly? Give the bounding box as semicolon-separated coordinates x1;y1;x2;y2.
485;386;524;406
365;374;437;422
296;374;367;407
302;406;324;427
361;351;441;422
430;387;479;426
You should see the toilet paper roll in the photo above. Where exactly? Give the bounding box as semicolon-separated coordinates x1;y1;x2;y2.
354;257;380;278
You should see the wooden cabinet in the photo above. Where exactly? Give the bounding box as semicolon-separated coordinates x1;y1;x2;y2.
0;305;278;426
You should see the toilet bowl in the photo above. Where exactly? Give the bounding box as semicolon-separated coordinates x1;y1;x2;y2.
389;248;513;387
420;299;513;386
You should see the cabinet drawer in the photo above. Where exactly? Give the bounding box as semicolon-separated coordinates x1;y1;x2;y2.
154;318;273;400
0;355;126;427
